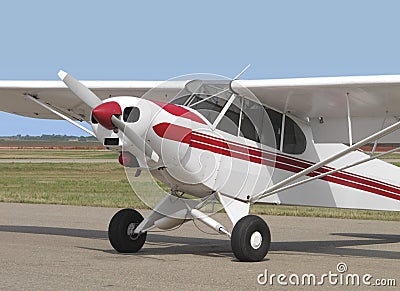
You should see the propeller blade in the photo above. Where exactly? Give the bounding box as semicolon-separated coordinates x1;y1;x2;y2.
58;70;102;109
111;116;159;162
58;70;159;163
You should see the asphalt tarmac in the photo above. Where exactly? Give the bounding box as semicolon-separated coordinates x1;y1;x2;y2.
0;203;399;290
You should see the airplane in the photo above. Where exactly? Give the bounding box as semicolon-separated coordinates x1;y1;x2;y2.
1;70;400;262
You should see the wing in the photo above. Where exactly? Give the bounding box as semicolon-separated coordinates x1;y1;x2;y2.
233;75;400;143
233;75;400;118
2;75;400;143
0;80;185;121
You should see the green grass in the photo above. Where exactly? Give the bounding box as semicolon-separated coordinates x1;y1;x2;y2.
0;139;101;148
371;152;400;160
250;204;400;221
0;149;118;159
0;162;399;221
0;163;144;208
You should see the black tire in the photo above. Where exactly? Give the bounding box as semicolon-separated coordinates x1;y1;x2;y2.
108;208;147;253
231;215;271;262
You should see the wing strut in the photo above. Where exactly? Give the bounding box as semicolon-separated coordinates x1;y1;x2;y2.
371;111;389;155
251;119;400;202
346;93;353;146
25;94;96;137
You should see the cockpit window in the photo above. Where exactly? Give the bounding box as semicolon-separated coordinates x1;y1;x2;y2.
172;94;228;124
173;93;306;155
216;96;241;136
282;116;306;154
240;98;276;148
171;95;189;105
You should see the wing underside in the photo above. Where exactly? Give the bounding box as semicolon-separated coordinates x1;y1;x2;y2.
233;75;400;143
0;80;184;121
234;75;400;118
1;75;400;143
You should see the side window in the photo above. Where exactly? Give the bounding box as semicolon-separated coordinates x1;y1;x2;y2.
173;94;306;154
283;117;306;154
240;99;260;143
265;108;282;148
240;102;306;154
240;98;275;148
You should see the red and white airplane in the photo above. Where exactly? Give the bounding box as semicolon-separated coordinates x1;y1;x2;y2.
1;71;400;261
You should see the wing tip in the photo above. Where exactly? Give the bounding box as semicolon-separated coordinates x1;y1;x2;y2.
57;70;68;80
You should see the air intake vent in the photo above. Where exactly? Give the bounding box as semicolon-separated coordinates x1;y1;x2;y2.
104;138;120;146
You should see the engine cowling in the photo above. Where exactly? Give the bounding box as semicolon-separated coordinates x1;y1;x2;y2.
92;101;122;130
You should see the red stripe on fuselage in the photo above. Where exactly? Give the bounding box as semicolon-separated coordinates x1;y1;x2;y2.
151;101;207;124
152;122;192;144
152;123;400;201
193;130;400;197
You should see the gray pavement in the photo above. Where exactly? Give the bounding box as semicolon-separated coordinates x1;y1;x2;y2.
0;203;399;290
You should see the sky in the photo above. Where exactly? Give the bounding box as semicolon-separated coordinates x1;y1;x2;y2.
1;0;400;135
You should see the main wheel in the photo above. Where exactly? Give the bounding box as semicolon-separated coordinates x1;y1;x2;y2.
108;208;147;253
231;215;271;262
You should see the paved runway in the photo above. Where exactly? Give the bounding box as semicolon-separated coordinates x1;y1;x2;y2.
0;203;399;290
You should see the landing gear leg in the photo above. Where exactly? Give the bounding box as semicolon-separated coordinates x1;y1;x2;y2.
108;208;147;253
231;215;271;262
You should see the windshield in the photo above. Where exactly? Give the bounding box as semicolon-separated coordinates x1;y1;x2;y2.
172;79;233;123
172;93;228;124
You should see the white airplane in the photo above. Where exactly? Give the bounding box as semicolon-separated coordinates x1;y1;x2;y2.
1;71;400;262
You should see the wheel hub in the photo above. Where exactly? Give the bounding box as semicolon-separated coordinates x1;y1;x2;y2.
250;231;262;249
127;222;139;240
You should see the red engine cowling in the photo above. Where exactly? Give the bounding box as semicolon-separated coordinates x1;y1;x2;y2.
92;101;122;130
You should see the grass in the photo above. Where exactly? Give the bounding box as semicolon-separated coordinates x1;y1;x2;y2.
0;139;101;148
250;204;400;221
0;161;399;221
1;146;400;221
0;149;118;159
371;152;400;160
0;163;145;208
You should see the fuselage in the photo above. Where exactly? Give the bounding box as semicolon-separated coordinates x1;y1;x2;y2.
90;95;315;202
90;94;400;211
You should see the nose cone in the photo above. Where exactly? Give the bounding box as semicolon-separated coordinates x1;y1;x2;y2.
92;101;122;130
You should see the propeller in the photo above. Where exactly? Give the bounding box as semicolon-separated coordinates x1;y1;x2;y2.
58;70;159;163
58;70;101;108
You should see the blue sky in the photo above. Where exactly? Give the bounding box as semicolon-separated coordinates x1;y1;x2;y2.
1;0;400;135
